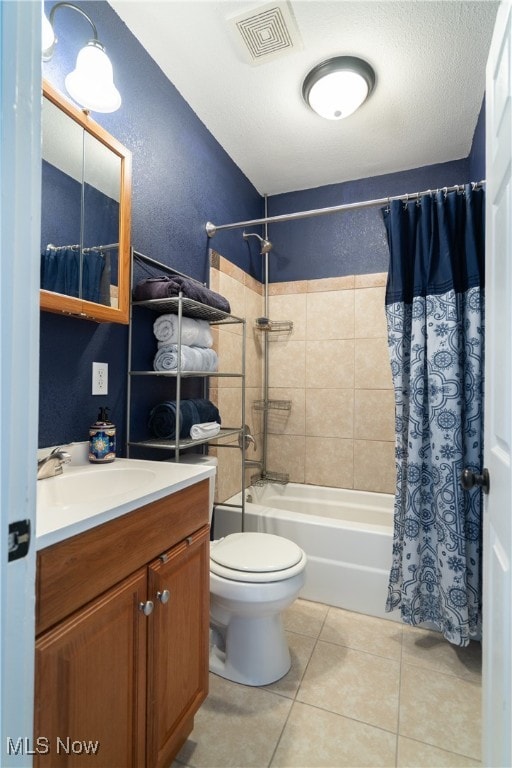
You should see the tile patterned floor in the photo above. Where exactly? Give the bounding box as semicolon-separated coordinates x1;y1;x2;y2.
174;599;482;768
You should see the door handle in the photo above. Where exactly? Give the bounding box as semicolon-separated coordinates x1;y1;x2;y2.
460;468;490;494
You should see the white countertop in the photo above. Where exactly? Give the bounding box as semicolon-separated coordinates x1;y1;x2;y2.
36;455;215;551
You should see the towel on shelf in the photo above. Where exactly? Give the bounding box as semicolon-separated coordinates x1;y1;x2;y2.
148;399;221;440
153;344;218;372
153;314;213;347
133;275;231;313
190;421;221;440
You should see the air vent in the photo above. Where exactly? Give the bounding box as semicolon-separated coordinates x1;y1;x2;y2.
229;2;303;65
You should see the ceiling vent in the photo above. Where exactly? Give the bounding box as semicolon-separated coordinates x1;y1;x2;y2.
228;2;303;65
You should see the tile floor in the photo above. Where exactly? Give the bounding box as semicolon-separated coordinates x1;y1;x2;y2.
174;599;482;768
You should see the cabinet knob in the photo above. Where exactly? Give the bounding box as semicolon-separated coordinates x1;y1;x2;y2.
139;600;154;616
156;589;170;604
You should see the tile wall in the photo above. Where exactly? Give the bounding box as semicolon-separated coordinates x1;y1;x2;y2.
209;252;396;502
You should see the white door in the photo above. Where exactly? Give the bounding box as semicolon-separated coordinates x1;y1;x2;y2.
0;2;41;766
483;2;512;765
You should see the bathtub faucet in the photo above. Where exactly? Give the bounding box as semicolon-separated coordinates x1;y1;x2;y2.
239;425;257;452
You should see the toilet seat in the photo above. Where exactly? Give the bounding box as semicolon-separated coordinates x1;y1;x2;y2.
210;532;306;583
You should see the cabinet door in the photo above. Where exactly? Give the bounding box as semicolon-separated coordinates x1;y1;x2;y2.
146;525;210;768
34;569;147;767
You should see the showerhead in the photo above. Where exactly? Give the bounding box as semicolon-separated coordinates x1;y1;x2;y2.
243;231;273;254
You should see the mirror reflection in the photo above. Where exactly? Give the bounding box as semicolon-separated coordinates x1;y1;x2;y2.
40;81;131;321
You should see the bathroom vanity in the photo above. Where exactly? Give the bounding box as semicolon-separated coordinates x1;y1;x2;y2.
34;461;211;767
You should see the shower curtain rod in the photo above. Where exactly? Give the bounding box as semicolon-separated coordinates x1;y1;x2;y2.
205;180;486;237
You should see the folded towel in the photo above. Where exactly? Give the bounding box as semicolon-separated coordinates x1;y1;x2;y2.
148;399;221;440
153;314;213;347
190;421;221;440
133;275;231;313
153;344;218;372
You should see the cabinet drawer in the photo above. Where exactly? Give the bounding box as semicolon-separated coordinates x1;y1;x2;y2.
37;479;209;635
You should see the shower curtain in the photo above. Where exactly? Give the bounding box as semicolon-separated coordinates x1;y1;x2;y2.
383;184;485;647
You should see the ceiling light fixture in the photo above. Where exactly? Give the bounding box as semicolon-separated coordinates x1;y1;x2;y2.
302;56;375;120
42;1;121;113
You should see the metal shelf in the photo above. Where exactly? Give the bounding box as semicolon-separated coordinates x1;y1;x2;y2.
253;399;292;411
254;319;293;333
133;296;243;325
129;370;243;378
128;427;242;452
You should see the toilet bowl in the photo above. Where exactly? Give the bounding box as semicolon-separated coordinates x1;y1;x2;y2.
209;531;307;686
172;455;307;686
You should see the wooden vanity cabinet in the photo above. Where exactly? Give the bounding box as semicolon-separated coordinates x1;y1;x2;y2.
34;480;210;768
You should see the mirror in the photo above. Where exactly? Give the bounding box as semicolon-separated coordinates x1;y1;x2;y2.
40;80;132;323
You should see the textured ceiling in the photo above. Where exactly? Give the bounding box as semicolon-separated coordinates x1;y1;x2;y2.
110;0;499;195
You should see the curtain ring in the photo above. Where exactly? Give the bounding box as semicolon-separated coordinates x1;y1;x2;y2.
443;186;448;199
403;193;409;211
385;196;390;213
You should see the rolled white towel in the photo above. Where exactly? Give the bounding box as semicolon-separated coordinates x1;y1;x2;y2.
190;421;221;440
153;314;213;347
153;344;218;372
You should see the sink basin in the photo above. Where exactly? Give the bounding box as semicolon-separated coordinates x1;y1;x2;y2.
36;457;215;550
37;466;157;510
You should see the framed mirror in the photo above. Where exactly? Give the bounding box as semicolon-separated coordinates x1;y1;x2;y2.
40;80;132;323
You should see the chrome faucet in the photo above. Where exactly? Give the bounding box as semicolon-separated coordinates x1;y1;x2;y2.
37;447;72;480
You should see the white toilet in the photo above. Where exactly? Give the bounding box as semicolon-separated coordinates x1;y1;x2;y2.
174;455;307;686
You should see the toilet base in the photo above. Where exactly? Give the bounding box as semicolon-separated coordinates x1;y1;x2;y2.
209;613;291;686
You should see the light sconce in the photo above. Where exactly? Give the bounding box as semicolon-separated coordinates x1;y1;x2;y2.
42;1;121;113
302;56;375;120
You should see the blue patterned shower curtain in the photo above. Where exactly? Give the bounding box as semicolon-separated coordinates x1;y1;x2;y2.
383;185;485;647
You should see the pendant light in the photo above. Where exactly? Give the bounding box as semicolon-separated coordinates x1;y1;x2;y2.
302;56;375;120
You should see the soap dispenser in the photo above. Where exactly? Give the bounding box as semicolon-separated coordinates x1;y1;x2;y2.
89;407;116;464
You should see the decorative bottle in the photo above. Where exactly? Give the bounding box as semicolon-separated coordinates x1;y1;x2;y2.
89;407;116;463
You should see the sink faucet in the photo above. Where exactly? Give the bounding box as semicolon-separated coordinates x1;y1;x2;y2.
37;447;72;480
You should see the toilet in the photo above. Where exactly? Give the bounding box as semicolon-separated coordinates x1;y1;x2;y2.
174;455;307;686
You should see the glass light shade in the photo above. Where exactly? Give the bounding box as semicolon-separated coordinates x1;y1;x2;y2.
42;12;55;60
308;70;369;120
65;41;121;113
302;56;375;121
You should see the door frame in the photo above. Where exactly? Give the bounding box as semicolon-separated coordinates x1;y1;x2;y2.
0;1;41;765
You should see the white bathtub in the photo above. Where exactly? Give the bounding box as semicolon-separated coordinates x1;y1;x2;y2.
213;482;396;621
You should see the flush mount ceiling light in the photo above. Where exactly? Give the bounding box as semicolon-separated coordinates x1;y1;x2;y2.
302;56;375;120
42;1;121;113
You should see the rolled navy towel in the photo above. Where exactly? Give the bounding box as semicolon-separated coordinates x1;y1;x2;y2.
148;399;221;440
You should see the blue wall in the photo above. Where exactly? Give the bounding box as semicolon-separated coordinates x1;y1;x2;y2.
40;0;262;448
39;0;485;449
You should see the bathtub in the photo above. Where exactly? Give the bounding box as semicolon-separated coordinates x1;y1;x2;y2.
213;482;396;621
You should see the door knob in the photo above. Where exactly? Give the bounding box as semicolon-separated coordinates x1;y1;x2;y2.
460;468;490;494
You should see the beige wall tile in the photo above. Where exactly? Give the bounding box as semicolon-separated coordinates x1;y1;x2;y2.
217;271;245;328
305;389;353;438
266;434;305;483
269;280;308;295
355;272;387;288
268;340;306;388
306;290;354;340
355;337;393;389
267;387;305;435
355;390;395;441
216;388;243;429
354;440;395;494
305;437;354;488
355;286;387;338
306;340;355;389
216;327;244;387
269;292;307;340
306;275;355;292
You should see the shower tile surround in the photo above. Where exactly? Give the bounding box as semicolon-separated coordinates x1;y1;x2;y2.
174;599;482;768
209;252;394;502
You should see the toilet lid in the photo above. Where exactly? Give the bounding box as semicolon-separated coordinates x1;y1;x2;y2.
210;532;303;573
